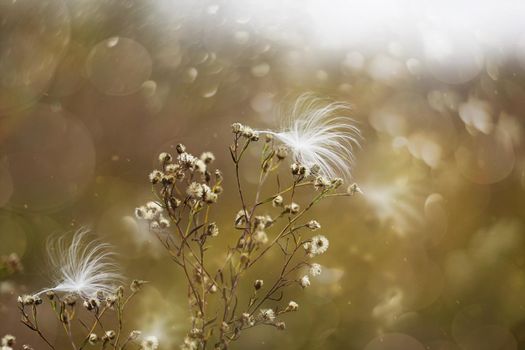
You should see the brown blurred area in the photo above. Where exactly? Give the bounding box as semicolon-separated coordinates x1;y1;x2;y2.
1;0;525;349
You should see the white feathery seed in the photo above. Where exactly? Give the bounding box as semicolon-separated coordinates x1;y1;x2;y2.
37;228;122;298
265;93;360;179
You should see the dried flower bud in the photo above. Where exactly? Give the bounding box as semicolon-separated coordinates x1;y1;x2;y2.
286;301;299;312
214;169;223;181
347;183;362;195
259;308;275;321
187;182;204;199
254;279;264;290
291;163;309;177
148;170;163;184
106;295;117;308
158;152;172;163
299;275;310;288
303;235;329;257
104;330;116;340
272;195;283;207
314;176;331;190
206;223;219;237
284;202;300;214
83;299;94;311
176;143;186;154
18;294;35;306
331;178;343;188
22;345;34;350
231;123;243;134
161;174;175;185
46;291;55;300
2;334;15;347
221;322;230;332
88;333;98;345
200;152;215;164
309;263;322;276
131;279;148;292
306;220;321;230
165;163;180;173
265;134;273;143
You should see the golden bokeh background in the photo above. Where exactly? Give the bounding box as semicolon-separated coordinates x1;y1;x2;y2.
1;1;525;349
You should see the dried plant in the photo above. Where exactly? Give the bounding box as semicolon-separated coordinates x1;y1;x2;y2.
135;96;361;349
16;230;155;350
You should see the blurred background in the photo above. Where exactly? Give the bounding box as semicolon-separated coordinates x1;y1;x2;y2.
1;0;525;349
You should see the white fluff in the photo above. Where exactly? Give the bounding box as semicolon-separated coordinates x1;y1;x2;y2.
267;93;360;179
38;228;122;297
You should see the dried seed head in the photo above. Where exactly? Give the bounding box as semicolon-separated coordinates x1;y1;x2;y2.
130;279;148;292
306;220;321;230
234;210;249;228
200;152;215;164
214;169;223;181
148;170;163;184
165;163;181;173
186;182;204;199
331;178;344;188
259;308;275;321
286;301;299;312
347;183;362;195
206;223;219;237
2;334;15;347
291;163;309;177
299;275;310;288
272;195;284;207
158;152;172;163
254;279;264;290
276;321;286;330
284;202;300;215
309;263;322;276
231;123;243;134
176;144;186;154
88;333;98;345
104;330;116;340
314;176;331;190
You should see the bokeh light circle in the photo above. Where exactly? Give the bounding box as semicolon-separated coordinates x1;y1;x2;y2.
0;0;70;114
86;37;152;96
3;104;96;211
423;29;483;84
455;128;515;184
